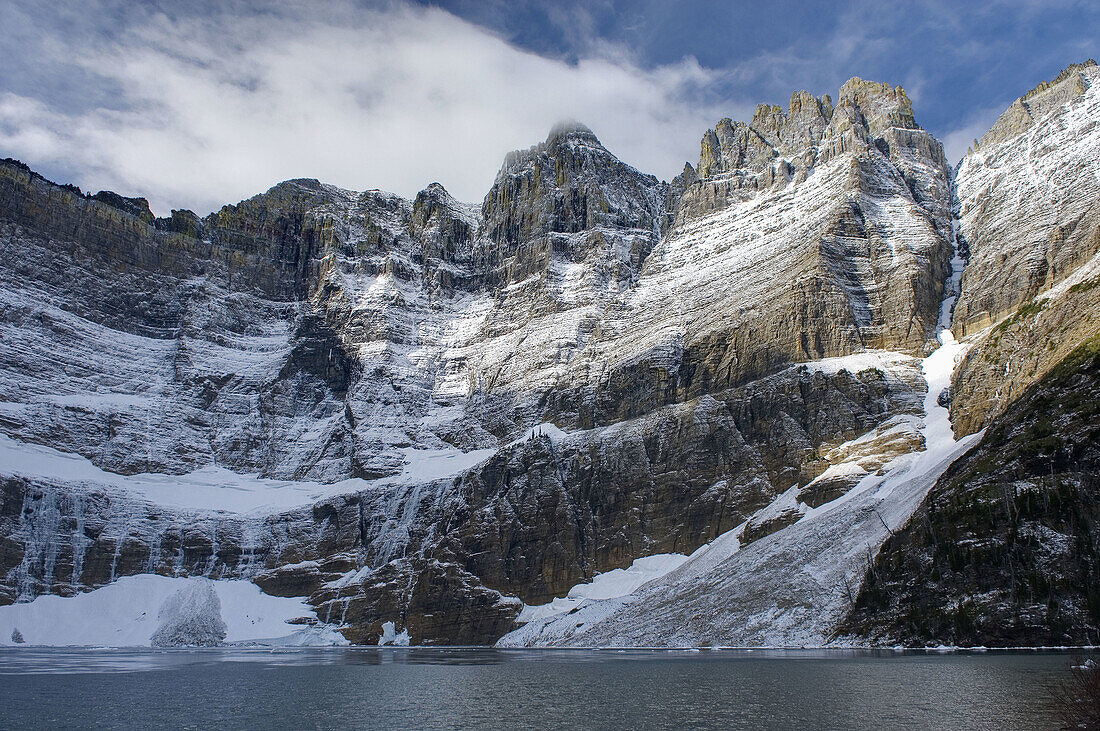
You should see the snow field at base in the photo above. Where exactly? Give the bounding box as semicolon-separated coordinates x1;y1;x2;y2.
514;553;693;625
498;527;745;647
0;575;347;647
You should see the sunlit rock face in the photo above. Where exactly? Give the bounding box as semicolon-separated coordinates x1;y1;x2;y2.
531;80;953;432
949;60;1100;436
1;62;1098;647
953;61;1100;338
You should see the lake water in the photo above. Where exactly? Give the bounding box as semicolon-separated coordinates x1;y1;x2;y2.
0;648;1074;729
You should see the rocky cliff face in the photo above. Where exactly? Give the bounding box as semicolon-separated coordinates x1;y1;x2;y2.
948;61;1100;437
952;61;1100;338
657;78;950;375
481;122;665;288
1;64;1098;647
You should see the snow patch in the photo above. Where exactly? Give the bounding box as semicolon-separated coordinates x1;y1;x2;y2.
0;575;346;647
513;553;691;626
393;447;496;485
742;484;807;529
512;422;570;446
809;461;869;485
797;350;916;376
0;434;495;515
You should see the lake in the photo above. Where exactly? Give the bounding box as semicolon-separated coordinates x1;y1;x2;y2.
0;647;1074;729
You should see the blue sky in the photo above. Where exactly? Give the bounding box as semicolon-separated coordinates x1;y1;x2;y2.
0;0;1096;214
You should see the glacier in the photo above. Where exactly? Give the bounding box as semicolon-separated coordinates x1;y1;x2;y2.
0;575;346;647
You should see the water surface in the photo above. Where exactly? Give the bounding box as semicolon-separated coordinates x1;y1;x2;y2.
0;647;1071;729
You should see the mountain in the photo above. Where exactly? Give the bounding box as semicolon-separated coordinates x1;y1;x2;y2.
0;61;1097;647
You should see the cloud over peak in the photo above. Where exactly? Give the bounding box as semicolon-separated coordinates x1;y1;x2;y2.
0;1;728;214
2;0;1095;213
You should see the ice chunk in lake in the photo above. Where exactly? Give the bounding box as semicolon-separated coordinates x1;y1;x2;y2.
377;621;410;646
150;579;228;648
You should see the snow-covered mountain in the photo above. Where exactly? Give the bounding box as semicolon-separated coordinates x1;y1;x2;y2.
1;61;1097;647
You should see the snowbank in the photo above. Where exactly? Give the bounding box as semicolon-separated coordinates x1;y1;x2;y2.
0;575;346;647
504;553;691;636
0;434;494;515
150;580;227;647
377;621;410;646
797;350;916;376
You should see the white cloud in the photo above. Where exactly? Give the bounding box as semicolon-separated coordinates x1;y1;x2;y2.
0;1;731;215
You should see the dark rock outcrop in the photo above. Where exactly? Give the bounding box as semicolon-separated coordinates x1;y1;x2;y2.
843;337;1100;646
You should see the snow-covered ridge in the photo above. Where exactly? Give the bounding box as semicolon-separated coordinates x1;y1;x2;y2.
0;434;495;515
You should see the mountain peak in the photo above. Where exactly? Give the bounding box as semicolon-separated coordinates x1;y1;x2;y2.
1021;58;1096;100
837;77;918;132
976;59;1097;151
546;120;600;146
90;190;156;225
419;181;451;198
